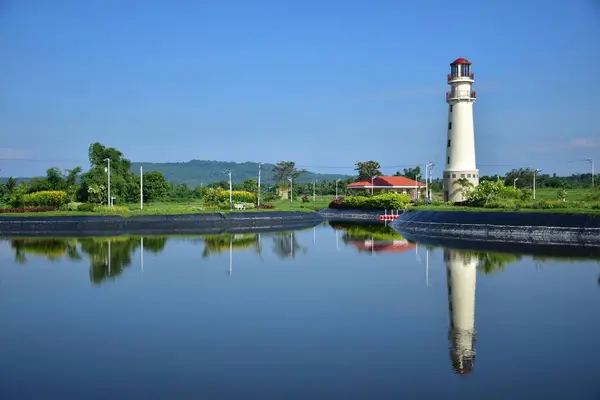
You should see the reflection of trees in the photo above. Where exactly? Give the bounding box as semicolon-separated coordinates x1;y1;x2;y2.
329;222;404;242
272;231;306;259
79;237;140;284
11;238;82;264
452;251;521;275
202;234;259;258
8;236;169;285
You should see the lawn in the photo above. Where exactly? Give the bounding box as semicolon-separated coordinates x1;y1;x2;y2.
0;196;333;217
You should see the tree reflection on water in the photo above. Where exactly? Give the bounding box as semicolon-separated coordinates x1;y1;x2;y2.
4;224;600;285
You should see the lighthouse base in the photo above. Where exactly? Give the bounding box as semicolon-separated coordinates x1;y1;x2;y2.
443;170;479;203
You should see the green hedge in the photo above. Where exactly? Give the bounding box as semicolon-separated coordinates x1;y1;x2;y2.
330;193;412;210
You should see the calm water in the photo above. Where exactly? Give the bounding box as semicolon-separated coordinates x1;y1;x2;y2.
1;222;600;399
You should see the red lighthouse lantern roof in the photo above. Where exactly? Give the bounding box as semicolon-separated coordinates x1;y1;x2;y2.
450;58;471;65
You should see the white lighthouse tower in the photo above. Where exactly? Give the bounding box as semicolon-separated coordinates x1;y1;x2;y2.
444;249;478;375
443;58;479;203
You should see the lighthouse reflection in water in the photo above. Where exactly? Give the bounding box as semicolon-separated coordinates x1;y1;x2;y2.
445;249;477;375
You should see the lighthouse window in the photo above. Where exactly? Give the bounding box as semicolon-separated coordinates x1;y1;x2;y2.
467;174;471;178
448;122;452;130
447;139;451;147
447;156;450;164
450;105;453;112
452;174;456;178
461;174;465;178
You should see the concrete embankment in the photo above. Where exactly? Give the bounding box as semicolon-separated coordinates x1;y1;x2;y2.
392;210;600;246
0;212;323;237
318;208;392;223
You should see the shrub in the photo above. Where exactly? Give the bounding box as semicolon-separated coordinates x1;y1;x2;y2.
94;205;130;213
256;204;275;209
328;197;345;209
465;181;523;207
77;203;96;212
22;191;69;207
0;206;56;213
218;189;256;203
203;188;222;206
301;194;310;203
328;193;411;210
61;202;83;211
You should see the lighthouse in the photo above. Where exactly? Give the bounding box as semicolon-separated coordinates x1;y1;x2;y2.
443;58;479;203
444;249;477;375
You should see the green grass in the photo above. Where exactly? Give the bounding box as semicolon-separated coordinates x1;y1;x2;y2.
0;196;333;217
410;204;600;214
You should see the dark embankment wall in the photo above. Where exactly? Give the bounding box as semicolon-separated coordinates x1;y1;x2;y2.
400;232;600;259
393;210;600;246
0;212;323;237
318;208;387;223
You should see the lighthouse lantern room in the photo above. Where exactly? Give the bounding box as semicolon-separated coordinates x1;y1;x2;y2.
443;58;479;203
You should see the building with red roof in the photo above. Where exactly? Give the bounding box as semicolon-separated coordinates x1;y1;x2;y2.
346;176;425;200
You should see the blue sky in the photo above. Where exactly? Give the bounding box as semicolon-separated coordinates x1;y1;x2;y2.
1;0;599;178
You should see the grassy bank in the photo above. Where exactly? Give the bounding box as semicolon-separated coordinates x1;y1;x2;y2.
410;204;600;214
0;197;332;217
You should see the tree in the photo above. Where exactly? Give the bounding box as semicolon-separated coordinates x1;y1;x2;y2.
272;161;304;184
79;142;138;203
396;166;421;181
143;171;169;202
354;161;382;182
504;168;534;188
243;179;257;193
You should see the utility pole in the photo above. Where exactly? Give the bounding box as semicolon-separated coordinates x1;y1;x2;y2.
288;176;293;206
224;170;232;210
257;162;263;206
140;166;143;210
104;158;111;207
533;168;542;200
586;158;595;190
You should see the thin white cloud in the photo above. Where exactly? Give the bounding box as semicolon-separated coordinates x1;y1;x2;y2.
527;137;600;153
0;148;29;159
567;138;600;148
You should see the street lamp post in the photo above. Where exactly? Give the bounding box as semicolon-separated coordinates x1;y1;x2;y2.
224;170;232;210
415;173;420;201
514;177;519;189
104;158;111;207
140;166;143;210
425;161;434;205
533;168;542;200
288;176;293;206
335;179;341;199
313;181;316;204
371;176;376;196
257;163;263;206
586;158;595;190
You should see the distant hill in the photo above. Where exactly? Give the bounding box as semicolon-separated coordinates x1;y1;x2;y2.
130;160;352;187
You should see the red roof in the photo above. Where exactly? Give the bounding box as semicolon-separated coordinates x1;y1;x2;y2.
348;240;416;253
451;57;471;65
347;176;425;188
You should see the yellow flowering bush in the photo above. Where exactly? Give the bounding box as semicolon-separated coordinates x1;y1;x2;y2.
218;189;256;203
22;191;69;207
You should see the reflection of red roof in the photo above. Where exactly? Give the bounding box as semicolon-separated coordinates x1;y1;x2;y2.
451;57;471;65
348;239;416;253
347;176;425;188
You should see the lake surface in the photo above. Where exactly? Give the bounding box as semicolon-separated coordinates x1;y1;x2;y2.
1;221;600;399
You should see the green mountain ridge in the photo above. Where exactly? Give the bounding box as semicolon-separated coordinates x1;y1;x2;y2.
130;160;352;186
